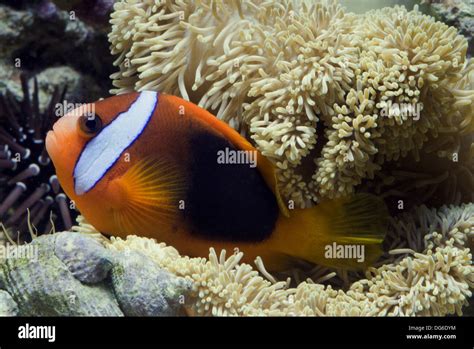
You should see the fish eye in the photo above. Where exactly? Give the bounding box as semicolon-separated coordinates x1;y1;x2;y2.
78;113;103;137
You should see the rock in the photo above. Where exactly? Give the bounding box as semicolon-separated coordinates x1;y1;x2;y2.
27;66;105;111
54;232;115;284
111;250;192;316
428;0;474;57
0;4;34;57
0;289;18;316
0;232;194;316
0;5;33;97
0;1;112;103
51;0;116;28
0;234;123;316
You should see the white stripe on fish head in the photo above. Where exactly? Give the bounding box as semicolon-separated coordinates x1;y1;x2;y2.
73;91;158;195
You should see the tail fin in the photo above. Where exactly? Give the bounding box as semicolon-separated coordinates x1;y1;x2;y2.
276;194;389;270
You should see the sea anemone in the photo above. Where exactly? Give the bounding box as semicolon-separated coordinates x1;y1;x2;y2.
356;13;474;210
0;73;76;239
314;4;472;199
108;0;473;208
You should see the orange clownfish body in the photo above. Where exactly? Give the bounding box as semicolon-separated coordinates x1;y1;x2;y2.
46;91;388;271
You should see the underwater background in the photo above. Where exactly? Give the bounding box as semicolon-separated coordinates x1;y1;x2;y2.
0;0;473;317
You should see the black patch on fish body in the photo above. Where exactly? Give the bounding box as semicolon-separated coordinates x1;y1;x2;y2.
184;131;279;242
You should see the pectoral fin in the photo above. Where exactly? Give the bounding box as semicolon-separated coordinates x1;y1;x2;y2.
110;157;186;235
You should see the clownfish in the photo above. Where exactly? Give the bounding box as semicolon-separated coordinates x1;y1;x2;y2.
45;91;388;271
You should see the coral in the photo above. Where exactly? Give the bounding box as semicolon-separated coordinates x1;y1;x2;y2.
0;232;192;316
0;73;77;237
108;0;473;207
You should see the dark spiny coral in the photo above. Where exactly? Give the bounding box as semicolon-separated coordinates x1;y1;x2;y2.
0;73;76;238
